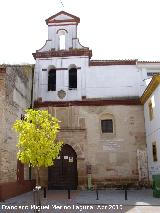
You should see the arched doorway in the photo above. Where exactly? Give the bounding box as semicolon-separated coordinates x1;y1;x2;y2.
48;144;78;189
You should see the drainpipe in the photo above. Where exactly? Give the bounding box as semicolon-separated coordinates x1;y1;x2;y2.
30;64;35;109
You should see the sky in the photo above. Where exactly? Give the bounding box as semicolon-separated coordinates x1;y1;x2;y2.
0;0;160;64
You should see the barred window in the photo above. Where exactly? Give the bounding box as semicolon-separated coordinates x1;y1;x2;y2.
101;119;113;133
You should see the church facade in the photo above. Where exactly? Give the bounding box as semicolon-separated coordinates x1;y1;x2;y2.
32;11;150;189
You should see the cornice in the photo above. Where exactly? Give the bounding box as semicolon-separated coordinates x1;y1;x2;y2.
34;99;141;108
33;49;92;59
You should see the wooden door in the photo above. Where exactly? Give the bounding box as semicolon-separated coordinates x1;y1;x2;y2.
17;160;24;183
48;144;78;189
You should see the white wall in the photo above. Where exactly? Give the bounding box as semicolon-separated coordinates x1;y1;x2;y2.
34;56;89;102
86;65;142;98
34;14;160;102
38;24;78;52
49;25;77;50
144;85;160;179
34;56;149;102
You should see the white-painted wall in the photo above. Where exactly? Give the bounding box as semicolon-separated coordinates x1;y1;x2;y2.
33;13;160;102
34;56;146;102
144;85;160;179
34;56;89;101
86;65;142;99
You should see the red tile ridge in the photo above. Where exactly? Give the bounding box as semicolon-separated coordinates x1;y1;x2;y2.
89;59;137;66
138;61;160;64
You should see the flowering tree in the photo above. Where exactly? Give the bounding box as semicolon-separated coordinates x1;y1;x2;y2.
13;109;63;186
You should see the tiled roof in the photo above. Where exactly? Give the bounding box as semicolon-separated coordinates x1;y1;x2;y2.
89;60;137;66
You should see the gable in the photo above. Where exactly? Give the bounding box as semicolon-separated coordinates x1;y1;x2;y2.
46;11;80;25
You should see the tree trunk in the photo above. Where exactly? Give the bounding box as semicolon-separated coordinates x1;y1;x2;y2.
35;167;40;186
34;167;41;212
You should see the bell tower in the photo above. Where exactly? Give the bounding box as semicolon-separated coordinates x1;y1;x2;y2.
46;11;80;51
33;11;92;103
33;11;91;54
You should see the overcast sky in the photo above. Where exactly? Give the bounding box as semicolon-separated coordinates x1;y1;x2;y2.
0;0;160;64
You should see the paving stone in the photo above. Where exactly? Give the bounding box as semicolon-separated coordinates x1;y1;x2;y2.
0;189;160;212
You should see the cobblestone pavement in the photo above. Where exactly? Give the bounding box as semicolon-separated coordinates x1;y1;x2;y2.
0;189;160;213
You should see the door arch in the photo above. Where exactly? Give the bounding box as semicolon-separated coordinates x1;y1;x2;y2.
48;144;78;189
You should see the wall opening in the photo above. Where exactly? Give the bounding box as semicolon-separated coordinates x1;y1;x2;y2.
59;34;65;50
152;142;158;162
69;68;77;89
48;144;78;189
48;68;56;91
99;113;115;137
101;119;113;133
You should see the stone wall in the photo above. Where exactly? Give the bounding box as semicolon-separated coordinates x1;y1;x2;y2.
0;68;6;184
0;65;33;183
38;104;146;188
80;105;147;187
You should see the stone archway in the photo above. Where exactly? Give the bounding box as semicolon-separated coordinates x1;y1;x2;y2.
48;144;78;189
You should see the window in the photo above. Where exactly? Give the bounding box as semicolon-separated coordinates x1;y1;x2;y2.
69;68;77;89
148;100;154;121
58;30;66;50
100;113;115;136
48;69;56;91
101;119;113;133
152;142;158;162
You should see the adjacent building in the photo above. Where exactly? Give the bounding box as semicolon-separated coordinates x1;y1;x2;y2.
0;65;35;200
141;74;160;180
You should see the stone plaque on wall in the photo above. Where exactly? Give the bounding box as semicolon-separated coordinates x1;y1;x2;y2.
103;143;121;151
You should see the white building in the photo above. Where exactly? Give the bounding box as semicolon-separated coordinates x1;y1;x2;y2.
33;11;146;102
141;74;160;180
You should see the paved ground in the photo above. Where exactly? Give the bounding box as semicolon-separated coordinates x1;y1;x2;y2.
0;189;160;212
